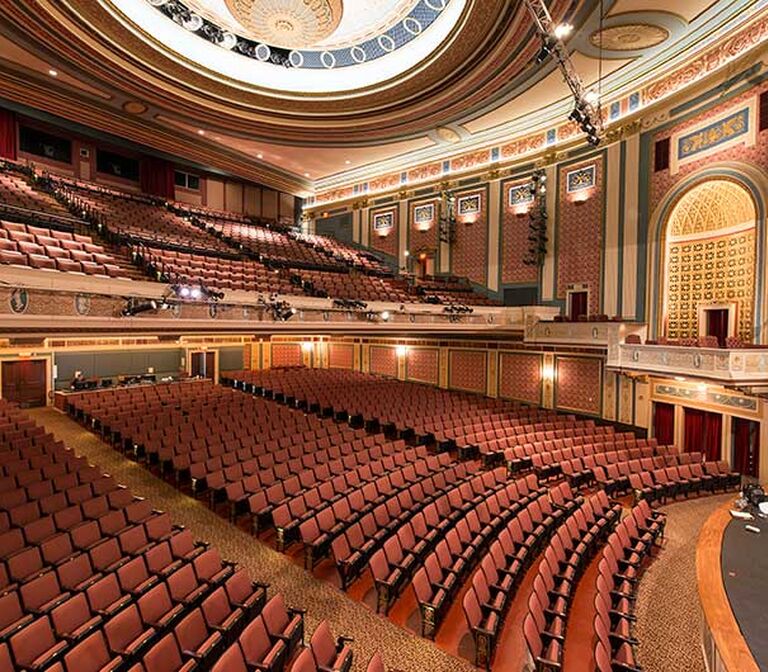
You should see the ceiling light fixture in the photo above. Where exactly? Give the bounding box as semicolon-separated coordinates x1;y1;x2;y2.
256;153;264;159
197;129;205;135
304;172;310;177
48;69;58;76
554;22;573;39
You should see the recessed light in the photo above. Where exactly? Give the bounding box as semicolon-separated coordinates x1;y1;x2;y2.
256;153;263;159
345;160;351;165
304;172;310;177
48;69;58;77
197;129;205;135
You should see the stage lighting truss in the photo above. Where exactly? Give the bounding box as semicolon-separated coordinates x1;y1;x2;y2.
523;0;603;145
523;169;549;267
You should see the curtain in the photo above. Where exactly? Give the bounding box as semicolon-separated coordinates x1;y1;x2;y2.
0;108;17;160
140;156;175;199
653;402;675;446
684;408;722;460
733;418;759;477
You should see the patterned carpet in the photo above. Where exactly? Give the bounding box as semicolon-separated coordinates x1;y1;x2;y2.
30;407;732;672
635;492;734;672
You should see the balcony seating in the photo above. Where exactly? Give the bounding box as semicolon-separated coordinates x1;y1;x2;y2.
0;220;127;278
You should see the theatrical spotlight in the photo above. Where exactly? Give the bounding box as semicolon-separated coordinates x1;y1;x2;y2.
258;297;296;321
332;298;367;311
121;298;159;317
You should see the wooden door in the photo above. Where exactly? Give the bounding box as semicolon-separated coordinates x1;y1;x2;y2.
2;360;47;407
190;352;216;380
733;418;760;478
569;291;588;320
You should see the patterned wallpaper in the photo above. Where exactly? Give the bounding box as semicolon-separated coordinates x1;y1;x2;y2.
369;205;399;257
369;345;398;377
451;187;488;286
498;352;541;403
556;356;602;415
328;343;354;369
448;349;487;393
409;197;440;256
406;348;439;385
557;156;604;315
502;180;538;285
271;343;302;367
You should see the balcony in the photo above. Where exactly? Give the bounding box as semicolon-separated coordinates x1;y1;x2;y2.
608;343;768;385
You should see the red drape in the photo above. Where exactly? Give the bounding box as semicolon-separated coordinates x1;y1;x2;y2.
684;408;722;461
733;417;759;477
0;108;17;160
653;402;675;446
140;156;175;199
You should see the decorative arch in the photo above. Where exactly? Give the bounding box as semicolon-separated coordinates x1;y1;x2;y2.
646;162;768;343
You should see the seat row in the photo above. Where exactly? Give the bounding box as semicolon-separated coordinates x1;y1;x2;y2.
521;493;625;672
369;468;517;616
298;454;464;570
593;503;666;672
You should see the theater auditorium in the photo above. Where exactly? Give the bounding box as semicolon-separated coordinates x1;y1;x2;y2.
0;1;765;671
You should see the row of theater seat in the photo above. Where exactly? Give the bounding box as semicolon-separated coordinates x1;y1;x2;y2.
0;397;324;672
329;461;477;590
0;219;126;278
521;492;624;671
592;503;666;672
414;478;563;640
298;453;460;572
367;466;515;615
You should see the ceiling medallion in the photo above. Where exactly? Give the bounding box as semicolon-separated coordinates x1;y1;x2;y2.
122;101;148;114
224;0;344;49
590;24;669;51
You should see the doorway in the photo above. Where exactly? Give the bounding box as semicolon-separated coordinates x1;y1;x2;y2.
704;308;729;347
568;291;588;320
732;418;760;478
653;402;675;446
190;352;216;380
2;359;47;407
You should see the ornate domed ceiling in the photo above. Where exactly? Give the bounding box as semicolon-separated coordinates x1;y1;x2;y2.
0;0;764;196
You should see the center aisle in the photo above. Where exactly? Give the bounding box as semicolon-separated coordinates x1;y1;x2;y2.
29;407;476;672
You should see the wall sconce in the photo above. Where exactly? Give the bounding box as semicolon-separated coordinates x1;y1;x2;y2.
301;342;313;353
416;222;432;232
541;363;555;382
696;382;707;393
404;250;410;258
462;215;479;225
418;252;427;261
570;190;590;204
377;229;389;238
396;345;408;358
513;206;530;218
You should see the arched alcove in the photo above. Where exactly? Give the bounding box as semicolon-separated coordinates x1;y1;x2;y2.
661;178;757;341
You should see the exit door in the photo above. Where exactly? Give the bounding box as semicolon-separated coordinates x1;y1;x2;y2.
2;360;47;407
190;352;216;380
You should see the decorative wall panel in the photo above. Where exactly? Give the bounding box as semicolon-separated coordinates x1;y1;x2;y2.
502;180;538;284
369;205;398;257
498;352;541;403
666;230;755;340
407;348;439;385
271;343;302;367
328;343;354;369
449;349;487;392
409;197;440;254
452;187;488;286
556;356;602;415
370;345;398;377
557;157;604;315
